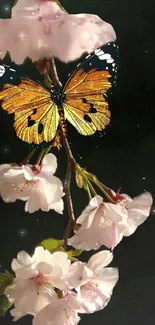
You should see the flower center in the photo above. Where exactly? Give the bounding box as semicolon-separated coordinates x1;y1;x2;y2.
82;281;98;291
16;178;40;192
30;273;52;295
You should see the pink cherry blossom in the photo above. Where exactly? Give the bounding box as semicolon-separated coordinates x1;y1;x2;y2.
0;153;64;213
0;0;116;64
68;250;118;313
68;192;153;250
5;246;71;319
33;292;83;325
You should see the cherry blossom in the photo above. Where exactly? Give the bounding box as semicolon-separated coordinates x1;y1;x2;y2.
33;292;84;325
0;153;64;213
0;0;116;64
5;246;71;319
68;250;118;313
68;192;153;250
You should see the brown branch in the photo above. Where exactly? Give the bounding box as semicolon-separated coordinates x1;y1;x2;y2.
49;57;76;247
49;57;62;88
59;123;76;246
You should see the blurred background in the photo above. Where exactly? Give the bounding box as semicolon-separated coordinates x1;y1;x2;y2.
0;0;155;324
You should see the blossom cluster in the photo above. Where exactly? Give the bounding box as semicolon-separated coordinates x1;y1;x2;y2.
0;154;153;325
68;191;153;250
4;246;118;325
0;153;64;214
0;154;153;252
0;0;116;64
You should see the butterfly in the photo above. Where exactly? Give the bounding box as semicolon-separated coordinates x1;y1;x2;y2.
0;42;119;145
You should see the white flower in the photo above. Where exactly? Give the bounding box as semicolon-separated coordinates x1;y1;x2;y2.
5;246;71;318
33;292;83;325
0;0;116;64
0;153;64;213
68;251;118;313
68;192;153;250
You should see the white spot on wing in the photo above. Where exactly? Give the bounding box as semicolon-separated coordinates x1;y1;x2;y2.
85;54;91;59
10;68;16;72
0;65;5;77
95;49;101;54
95;51;114;63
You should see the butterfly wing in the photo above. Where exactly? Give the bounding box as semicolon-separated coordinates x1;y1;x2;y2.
0;65;59;144
63;42;119;136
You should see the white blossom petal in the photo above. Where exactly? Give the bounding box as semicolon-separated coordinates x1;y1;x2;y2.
77;195;103;224
49;199;64;214
22;166;34;180
6;280;55;315
41;153;57;175
33;295;81;325
87;251;113;272
24;186;49;213
123;192;153;236
40;176;64;204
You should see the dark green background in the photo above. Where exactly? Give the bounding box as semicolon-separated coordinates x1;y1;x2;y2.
0;0;155;324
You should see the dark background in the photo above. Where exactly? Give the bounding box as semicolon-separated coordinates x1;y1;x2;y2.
0;0;155;324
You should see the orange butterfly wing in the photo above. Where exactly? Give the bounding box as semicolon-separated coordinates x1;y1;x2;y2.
63;68;111;136
0;78;59;144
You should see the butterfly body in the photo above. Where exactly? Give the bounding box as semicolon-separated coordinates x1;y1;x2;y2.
50;86;67;136
0;42;119;145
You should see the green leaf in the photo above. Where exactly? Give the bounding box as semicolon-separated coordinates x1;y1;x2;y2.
0;295;12;317
66;249;83;262
40;238;64;253
75;169;83;188
0;270;14;296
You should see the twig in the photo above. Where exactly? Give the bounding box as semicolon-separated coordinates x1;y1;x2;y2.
49;57;76;247
49;57;62;88
59;123;76;245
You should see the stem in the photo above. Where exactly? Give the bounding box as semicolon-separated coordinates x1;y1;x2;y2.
49;57;62;88
87;179;97;197
86;183;92;201
36;149;47;165
89;177;115;203
49;57;76;246
59;122;76;246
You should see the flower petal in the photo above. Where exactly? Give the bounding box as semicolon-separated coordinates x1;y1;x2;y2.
49;252;71;274
17;251;33;267
40;176;64;205
33;295;81;325
49;199;64;214
41;154;57;175
68;262;94;289
24;186;49;213
87;251;113;272
103;202;128;223
124;192;153;236
10;308;26;321
22;166;34;181
77;195;103;224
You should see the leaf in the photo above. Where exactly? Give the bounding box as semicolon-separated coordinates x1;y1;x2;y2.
0;295;12;317
0;270;14;296
66;249;83;262
40;238;64;253
75;169;83;188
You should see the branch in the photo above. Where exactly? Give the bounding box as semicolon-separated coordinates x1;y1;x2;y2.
49;57;76;247
49;57;62;88
59;123;76;245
